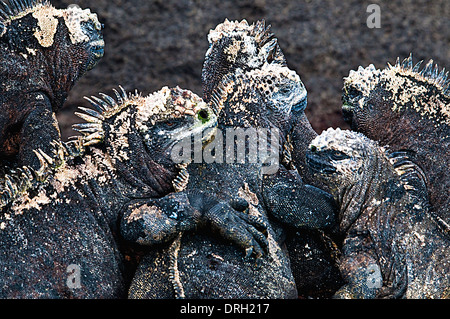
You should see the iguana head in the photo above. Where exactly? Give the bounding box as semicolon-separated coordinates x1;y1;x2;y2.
202;19;286;102
307;127;429;232
306;128;379;194
306;128;384;230
204;63;305;175
342;54;450;142
212;62;305;131
74;86;217;194
0;0;104;102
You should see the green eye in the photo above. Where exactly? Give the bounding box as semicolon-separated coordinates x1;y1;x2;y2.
198;109;210;124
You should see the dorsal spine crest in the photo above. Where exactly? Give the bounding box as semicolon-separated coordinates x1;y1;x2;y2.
73;86;130;147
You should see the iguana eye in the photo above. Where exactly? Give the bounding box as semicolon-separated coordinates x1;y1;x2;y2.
198;109;210;123
347;87;361;100
330;151;348;161
162;120;179;129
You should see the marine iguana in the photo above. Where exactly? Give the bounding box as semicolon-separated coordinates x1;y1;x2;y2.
201;19;318;184
202;19;286;103
306;127;450;298
0;0;104;171
0;86;228;298
342;54;449;223
199;18;342;297
123;61;338;299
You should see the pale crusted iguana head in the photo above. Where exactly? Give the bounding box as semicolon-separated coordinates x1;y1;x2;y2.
202;19;286;102
203;63;307;174
211;62;306;131
306;127;380;194
342;54;450;142
306;127;429;232
0;1;104;68
0;0;104;99
73;86;217;193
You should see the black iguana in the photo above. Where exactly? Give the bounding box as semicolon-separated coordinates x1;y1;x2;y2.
306;127;449;298
0;86;228;298
200;18;343;297
0;0;104;171
123;61;338;299
202;19;319;184
342;54;450;223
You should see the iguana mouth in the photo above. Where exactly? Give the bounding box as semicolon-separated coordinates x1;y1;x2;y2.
86;38;104;70
83;21;104;70
342;102;354;124
306;152;337;175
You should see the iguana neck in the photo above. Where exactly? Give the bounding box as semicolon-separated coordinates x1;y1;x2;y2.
290;111;320;185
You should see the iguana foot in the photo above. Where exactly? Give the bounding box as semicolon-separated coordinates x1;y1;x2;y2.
121;190;269;259
202;201;269;258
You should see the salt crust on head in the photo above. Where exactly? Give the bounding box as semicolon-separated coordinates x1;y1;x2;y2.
344;56;450;125
1;1;101;47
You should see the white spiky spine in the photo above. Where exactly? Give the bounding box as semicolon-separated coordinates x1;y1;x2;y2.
344;54;450;125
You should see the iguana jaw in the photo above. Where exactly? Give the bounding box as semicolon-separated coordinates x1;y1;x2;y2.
84;24;104;71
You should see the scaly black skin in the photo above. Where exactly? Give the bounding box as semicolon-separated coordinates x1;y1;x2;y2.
0;86;226;298
342;55;450;223
0;0;104;170
306;128;450;299
123;61;339;298
199;19;342;297
261;168;343;297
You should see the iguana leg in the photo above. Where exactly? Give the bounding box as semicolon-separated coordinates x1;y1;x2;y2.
334;231;383;299
120;191;269;258
183;189;269;258
262;168;338;230
19;93;61;171
121;192;200;245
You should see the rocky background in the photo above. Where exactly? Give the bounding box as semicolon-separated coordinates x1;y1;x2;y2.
53;0;450;140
